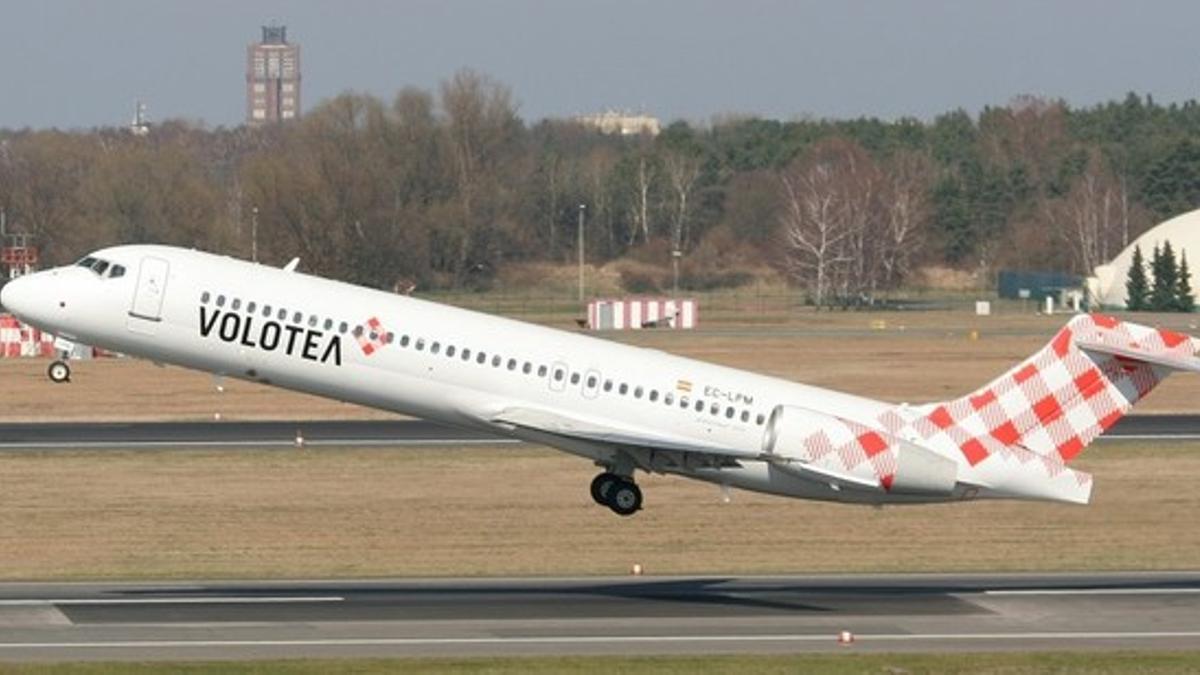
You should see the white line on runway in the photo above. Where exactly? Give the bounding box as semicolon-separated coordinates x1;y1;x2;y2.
1099;434;1200;441
984;588;1200;596
0;440;519;449
3;631;1200;650
0;597;344;606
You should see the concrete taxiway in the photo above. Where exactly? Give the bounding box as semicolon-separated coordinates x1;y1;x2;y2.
0;573;1198;661
0;414;1196;450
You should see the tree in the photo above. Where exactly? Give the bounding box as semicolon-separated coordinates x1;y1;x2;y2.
1176;251;1195;312
1150;241;1179;311
1042;149;1125;274
1124;244;1149;311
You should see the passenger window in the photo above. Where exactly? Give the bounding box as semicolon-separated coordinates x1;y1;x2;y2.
523;362;532;374
446;346;456;357
415;338;425;351
740;410;750;422
680;397;689;408
694;400;704;412
756;413;766;425
431;342;440;355
232;299;241;310
603;380;613;392
586;375;597;388
477;352;487;364
507;359;517;371
570;372;581;385
462;348;472;360
247;302;257;314
649;390;658;402
633;386;643;398
710;403;720;415
324;319;333;331
109;265;125;278
293;311;303;324
353;325;364;337
217;295;227;307
665;393;674;405
493;355;502;367
554;368;565;382
339;322;348;334
308;315;318;328
400;335;411;347
619;383;628;395
385;333;395;344
263;305;272;318
201;291;211;304
725;406;735;419
277;308;287;320
538;365;548;377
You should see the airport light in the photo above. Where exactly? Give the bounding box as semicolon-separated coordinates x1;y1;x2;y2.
577;204;586;303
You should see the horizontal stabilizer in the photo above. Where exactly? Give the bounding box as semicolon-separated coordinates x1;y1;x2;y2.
1077;337;1200;373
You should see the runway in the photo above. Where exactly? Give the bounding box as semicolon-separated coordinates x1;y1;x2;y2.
0;414;1197;450
0;573;1198;661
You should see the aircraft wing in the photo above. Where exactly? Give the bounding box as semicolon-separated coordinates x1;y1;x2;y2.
490;405;761;460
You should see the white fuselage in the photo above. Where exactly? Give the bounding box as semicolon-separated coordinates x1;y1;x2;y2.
1;245;945;506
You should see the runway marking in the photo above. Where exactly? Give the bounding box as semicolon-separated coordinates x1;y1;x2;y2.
1098;434;1200;441
0;440;518;450
3;631;1200;650
984;588;1200;596
0;596;344;606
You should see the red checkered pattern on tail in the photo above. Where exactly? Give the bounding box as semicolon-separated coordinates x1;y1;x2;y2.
885;314;1191;466
356;317;388;356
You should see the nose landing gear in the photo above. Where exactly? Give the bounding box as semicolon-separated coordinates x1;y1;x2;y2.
47;359;71;383
590;471;642;516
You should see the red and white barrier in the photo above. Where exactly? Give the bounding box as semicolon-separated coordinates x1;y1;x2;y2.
0;313;67;358
587;298;697;330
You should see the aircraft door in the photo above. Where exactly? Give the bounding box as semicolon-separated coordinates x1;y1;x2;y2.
128;256;170;333
582;369;601;399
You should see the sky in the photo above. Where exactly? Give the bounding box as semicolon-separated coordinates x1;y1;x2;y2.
1;0;1199;129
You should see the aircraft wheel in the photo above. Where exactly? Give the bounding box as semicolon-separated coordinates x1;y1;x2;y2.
607;480;642;516
590;472;619;506
47;360;71;384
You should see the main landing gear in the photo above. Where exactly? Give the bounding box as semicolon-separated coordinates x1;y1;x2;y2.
590;471;642;516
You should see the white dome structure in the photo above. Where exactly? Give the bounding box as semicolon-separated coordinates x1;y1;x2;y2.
1089;209;1200;308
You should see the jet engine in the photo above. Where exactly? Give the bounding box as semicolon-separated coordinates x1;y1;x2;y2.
762;405;958;495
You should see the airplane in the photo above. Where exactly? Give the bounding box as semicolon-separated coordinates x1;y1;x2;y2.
3;244;1199;516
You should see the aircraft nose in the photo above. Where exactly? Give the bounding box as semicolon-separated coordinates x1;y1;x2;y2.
0;275;33;318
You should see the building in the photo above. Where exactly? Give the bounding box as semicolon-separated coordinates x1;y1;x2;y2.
1088;208;1200;308
575;111;661;137
246;25;301;124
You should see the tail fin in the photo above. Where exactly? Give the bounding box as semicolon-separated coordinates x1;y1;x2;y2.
898;314;1200;466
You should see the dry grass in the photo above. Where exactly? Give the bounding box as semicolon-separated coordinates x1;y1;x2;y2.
0;442;1195;580
4;310;1198;421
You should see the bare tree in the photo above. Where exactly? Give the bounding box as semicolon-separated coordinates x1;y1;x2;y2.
1042;150;1126;275
662;148;703;253
777;139;869;307
877;150;934;288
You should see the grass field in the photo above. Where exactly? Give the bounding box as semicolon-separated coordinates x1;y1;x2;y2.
0;441;1195;580
2;652;1200;674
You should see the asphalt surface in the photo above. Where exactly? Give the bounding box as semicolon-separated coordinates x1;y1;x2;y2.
0;573;1198;661
0;414;1197;450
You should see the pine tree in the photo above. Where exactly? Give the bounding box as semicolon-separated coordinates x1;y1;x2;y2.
1151;242;1179;311
1125;244;1149;311
1176;251;1195;312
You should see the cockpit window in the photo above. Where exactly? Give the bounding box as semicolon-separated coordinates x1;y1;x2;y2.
76;256;118;277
